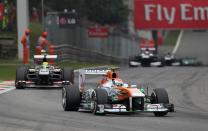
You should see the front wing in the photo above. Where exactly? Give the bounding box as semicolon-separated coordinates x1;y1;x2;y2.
15;81;69;88
129;60;163;67
95;103;174;114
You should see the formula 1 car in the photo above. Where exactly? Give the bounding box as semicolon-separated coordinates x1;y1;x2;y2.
180;57;202;66
62;68;174;116
15;55;74;89
162;53;180;66
129;48;164;67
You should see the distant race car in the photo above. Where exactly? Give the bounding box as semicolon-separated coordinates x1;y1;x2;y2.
15;54;74;89
180;57;202;66
163;53;180;66
129;48;164;67
62;68;174;116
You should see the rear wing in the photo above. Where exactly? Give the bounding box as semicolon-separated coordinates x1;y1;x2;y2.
78;69;110;91
33;55;58;64
141;47;155;51
34;55;58;59
78;67;120;90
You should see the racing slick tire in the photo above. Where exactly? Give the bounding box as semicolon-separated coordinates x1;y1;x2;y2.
157;59;165;67
151;88;169;116
92;88;108;115
15;66;28;89
63;68;74;84
62;85;80;111
129;56;139;67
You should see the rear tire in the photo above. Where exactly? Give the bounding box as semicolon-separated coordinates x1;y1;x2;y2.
63;68;74;84
15;66;28;89
92;88;108;115
62;85;80;111
151;88;169;116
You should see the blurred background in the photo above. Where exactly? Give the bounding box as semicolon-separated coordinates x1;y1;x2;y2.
0;0;174;65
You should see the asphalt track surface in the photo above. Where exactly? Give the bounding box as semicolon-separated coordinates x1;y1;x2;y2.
1;31;208;131
0;67;208;131
175;30;208;65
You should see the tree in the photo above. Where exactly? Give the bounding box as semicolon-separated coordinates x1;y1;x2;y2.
29;0;129;25
82;0;129;25
29;0;83;13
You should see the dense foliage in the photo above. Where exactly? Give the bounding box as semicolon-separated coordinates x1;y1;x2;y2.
82;0;129;25
29;0;129;25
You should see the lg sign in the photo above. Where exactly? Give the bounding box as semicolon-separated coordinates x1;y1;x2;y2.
57;12;77;28
135;0;208;29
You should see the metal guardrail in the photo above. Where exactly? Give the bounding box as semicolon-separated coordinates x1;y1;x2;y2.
45;13;139;64
0;36;17;58
54;44;127;64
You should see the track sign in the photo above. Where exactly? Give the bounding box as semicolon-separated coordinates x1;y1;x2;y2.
135;0;208;29
88;26;109;38
57;12;77;28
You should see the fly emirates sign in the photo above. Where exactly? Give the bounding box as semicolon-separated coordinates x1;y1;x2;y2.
134;0;208;29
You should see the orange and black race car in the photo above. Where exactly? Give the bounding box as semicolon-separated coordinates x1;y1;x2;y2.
62;68;174;116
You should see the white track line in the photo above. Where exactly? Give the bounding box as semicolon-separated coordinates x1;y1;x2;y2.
172;30;184;55
0;81;15;94
0;87;15;94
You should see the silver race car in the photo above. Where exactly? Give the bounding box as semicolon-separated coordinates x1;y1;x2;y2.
15;55;73;89
129;47;164;67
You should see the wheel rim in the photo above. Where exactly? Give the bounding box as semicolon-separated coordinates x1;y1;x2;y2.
62;88;67;109
90;101;95;112
92;101;97;114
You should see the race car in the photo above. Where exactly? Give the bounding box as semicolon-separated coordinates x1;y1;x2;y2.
163;53;180;66
15;54;74;89
180;57;202;66
129;48;164;67
62;68;174;116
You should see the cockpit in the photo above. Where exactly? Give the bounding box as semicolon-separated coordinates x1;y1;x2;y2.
102;79;124;87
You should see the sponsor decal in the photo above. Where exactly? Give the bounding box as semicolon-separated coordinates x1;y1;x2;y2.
57;12;77;28
88;26;109;38
135;0;208;29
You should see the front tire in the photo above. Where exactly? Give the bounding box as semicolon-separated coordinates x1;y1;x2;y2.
15;66;28;89
151;88;169;116
91;88;108;115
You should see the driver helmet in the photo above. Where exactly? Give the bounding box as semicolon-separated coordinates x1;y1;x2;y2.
42;62;48;68
41;49;47;55
106;71;113;79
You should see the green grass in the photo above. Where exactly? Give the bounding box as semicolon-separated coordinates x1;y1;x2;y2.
0;59;22;64
0;65;18;80
163;31;180;46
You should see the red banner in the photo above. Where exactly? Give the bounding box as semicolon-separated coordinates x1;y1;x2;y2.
134;0;208;29
0;3;4;21
88;26;109;38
